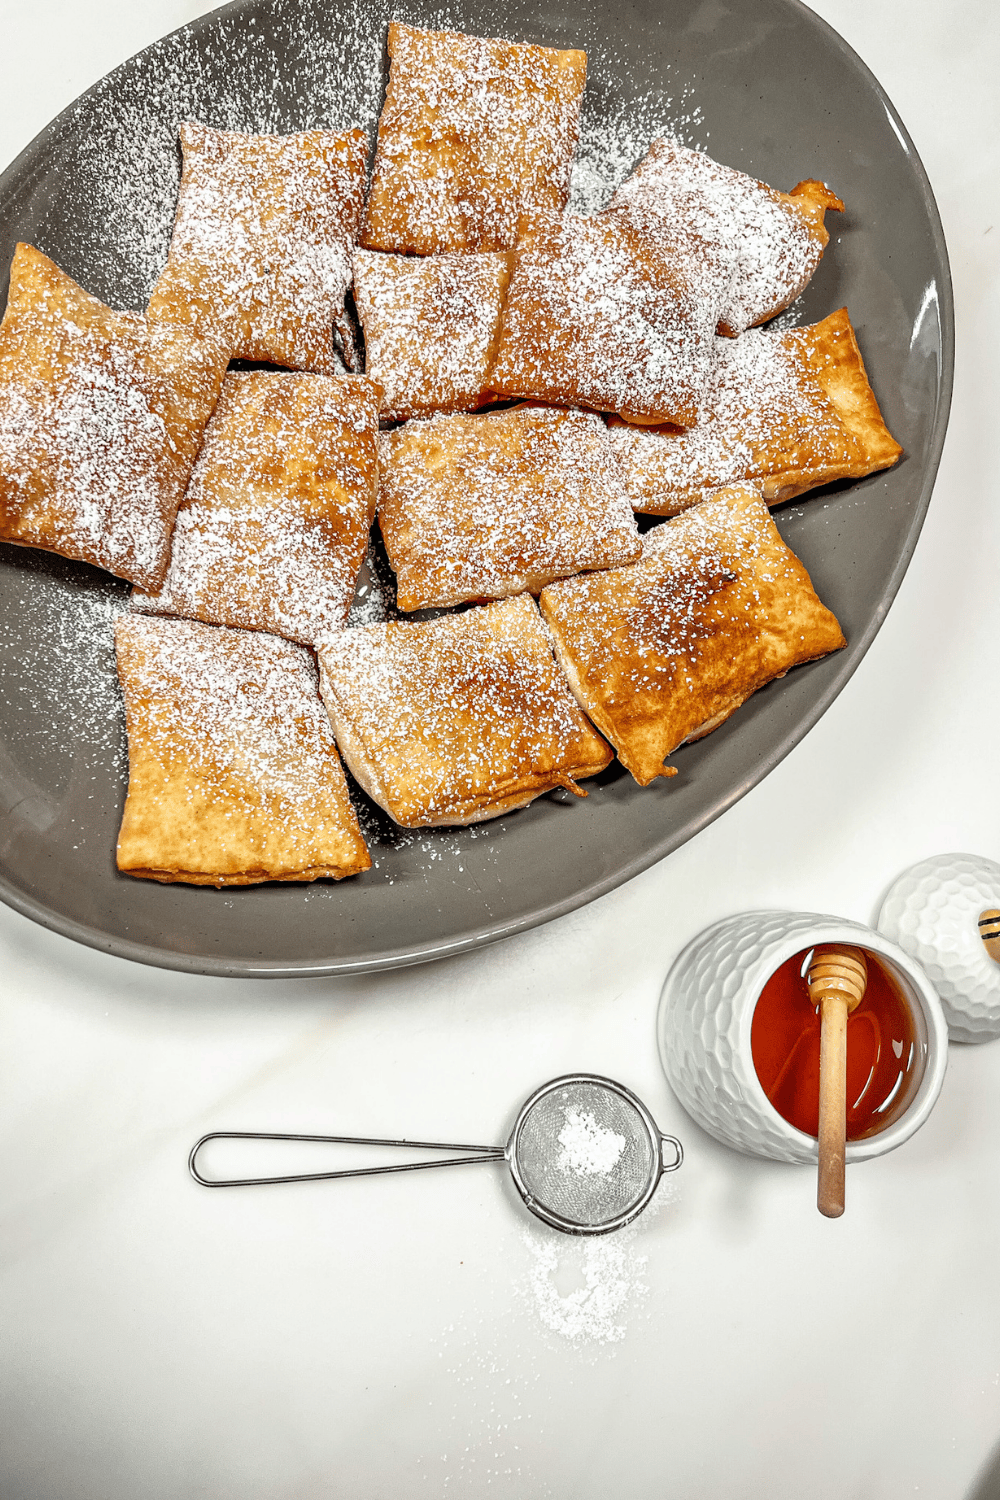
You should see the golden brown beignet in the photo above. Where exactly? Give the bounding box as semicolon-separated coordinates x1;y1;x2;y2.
538;484;845;786
359;22;586;255
353;249;511;421
378;405;641;611
606;139;843;336
488;211;718;426
131;370;380;645
147;121;368;373
608;308;902;515
0;243;226;591
115;615;371;885
316;594;612;827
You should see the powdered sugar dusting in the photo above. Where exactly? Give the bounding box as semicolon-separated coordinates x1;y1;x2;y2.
353;249;509;421
608;138;825;335
490;210;718;425
0;247;225;590
522;1224;648;1344
378;406;640;610
569;84;704;214
608;322;859;514
147;121;367;373
117;615;339;806
317;595;609;827
114;614;370;881
0;551;127;768
361;21;586;254
131;370;379;644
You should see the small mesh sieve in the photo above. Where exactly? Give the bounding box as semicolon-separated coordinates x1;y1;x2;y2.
189;1072;683;1236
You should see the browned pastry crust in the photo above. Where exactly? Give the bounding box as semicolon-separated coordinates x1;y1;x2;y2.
608;307;902;516
605;139;844;336
131;370;381;645
359;22;586;255
0;243;226;591
115;615;371;885
789;307;903;497
353;249;512;422
538;484;846;786
378;405;641;611
146;121;368;373
316;594;612;827
487;210;717;426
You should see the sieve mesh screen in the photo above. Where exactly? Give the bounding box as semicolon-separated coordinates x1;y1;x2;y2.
512;1080;656;1227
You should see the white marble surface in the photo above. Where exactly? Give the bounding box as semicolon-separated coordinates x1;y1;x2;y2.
1;1;999;1496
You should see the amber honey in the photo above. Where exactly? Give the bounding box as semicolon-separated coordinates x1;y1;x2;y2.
750;948;921;1140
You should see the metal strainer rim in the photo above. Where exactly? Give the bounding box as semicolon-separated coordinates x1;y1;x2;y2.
505;1072;680;1236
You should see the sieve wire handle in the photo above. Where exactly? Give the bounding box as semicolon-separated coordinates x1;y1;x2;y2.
659;1134;684;1172
188;1131;506;1188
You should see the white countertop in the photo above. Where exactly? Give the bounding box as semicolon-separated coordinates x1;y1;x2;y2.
2;1;999;1496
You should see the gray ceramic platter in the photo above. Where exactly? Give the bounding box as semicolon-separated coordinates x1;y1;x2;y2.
0;0;952;977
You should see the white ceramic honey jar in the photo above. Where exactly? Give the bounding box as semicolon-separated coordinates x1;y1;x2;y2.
657;910;949;1164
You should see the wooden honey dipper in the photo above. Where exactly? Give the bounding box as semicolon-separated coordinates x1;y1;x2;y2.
807;944;868;1219
979;910;1000;964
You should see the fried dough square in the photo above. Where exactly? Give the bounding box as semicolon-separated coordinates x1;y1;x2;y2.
488;211;717;426
316;594;612;826
378;405;641;611
115;615;371;885
609;308;902;515
538;484;845;786
131;370;380;644
353;249;511;422
0;243;226;590
147;121;368;373
359;22;586;255
607;139;843;336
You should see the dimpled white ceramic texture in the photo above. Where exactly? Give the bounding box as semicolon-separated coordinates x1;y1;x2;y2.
877;853;1000;1043
657;910;949;1164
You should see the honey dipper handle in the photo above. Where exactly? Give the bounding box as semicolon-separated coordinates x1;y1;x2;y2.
817;993;849;1218
807;945;867;1219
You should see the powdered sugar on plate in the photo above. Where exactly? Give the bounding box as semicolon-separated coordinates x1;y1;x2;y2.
0;552;127;769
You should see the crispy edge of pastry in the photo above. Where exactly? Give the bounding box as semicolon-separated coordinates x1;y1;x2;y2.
761;307;903;503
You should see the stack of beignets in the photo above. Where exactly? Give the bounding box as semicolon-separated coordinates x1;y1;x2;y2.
0;18;908;889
